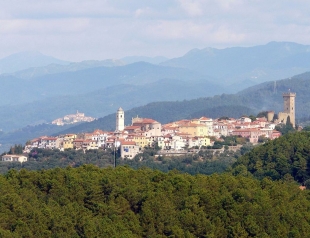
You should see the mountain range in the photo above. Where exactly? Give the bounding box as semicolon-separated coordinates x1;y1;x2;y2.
1;70;310;151
161;41;310;85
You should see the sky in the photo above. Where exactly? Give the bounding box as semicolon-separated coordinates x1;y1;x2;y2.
1;0;310;61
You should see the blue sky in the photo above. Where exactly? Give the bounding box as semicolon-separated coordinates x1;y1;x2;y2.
1;0;310;61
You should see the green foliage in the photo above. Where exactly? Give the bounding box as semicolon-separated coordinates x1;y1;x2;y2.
0;146;237;176
8;144;23;154
232;131;310;183
219;116;230;120
275;122;295;135
302;126;310;131
0;166;308;237
249;115;256;121
256;111;268;118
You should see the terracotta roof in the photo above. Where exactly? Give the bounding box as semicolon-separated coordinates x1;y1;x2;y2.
132;118;159;124
121;141;137;145
124;126;141;130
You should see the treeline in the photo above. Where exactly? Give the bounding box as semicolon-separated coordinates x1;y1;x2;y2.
0;146;238;176
0;165;309;237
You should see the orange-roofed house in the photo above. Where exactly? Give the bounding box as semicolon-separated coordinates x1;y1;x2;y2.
131;116;162;136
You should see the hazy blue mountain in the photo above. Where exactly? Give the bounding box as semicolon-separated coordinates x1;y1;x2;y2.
0;62;216;106
12;59;125;79
0;51;69;74
121;56;169;64
161;42;310;85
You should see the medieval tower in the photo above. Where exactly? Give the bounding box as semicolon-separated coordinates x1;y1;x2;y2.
116;107;124;132
278;92;296;127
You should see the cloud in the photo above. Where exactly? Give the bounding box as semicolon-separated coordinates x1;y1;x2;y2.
1;0;310;61
177;0;203;17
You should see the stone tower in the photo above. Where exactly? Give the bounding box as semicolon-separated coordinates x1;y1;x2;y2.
282;92;296;127
116;107;124;132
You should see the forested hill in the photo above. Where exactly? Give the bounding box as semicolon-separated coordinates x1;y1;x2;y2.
58;71;310;134
232;131;310;184
0;165;309;237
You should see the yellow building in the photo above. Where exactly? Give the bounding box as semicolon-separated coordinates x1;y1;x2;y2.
132;135;149;148
178;123;208;137
63;140;74;149
62;134;77;149
198;136;211;147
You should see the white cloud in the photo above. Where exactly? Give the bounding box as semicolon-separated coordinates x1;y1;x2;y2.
177;0;203;17
0;0;310;60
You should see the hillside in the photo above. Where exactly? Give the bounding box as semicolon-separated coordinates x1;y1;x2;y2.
56;71;310;135
0;165;309;237
161;42;310;85
58;103;255;135
232;131;310;183
0;77;225;132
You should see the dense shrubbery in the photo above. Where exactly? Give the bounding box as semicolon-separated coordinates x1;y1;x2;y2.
0;148;115;174
0;145;238;175
0;165;309;237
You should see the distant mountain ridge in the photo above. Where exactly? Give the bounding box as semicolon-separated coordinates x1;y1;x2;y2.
0;51;69;74
161;42;310;85
12;59;125;79
0;62;219;108
121;56;169;65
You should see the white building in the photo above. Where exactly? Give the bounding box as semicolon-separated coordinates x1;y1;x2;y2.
120;141;140;159
2;154;27;163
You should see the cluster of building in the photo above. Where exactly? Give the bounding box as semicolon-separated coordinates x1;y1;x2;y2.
52;111;95;126
3;92;296;162
24;110;283;159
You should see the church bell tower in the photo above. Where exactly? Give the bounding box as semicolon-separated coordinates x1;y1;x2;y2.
116;107;124;132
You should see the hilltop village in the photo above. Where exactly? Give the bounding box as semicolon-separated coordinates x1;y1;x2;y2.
1;92;296;162
52;111;95;126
